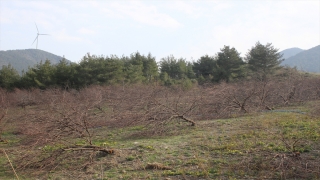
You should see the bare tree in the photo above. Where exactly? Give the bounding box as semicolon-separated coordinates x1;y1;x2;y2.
14;87;115;173
104;85;200;135
0;89;8;143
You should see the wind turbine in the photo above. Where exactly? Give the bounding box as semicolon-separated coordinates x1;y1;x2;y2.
31;23;49;49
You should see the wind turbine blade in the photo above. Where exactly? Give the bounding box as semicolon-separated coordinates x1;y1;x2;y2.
31;36;38;46
35;23;39;33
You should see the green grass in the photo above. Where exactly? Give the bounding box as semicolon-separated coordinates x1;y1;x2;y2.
1;106;320;179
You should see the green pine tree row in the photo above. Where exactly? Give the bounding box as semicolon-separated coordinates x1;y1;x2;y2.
0;42;284;90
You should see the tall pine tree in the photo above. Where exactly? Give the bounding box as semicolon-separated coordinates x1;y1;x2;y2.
214;46;244;82
245;42;284;80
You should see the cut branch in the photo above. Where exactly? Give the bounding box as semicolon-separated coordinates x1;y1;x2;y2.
63;145;115;154
169;115;196;126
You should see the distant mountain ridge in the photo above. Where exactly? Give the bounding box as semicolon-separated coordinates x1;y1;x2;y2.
280;47;304;59
281;45;320;73
0;49;68;74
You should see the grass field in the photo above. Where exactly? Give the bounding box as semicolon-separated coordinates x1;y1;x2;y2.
1;101;320;180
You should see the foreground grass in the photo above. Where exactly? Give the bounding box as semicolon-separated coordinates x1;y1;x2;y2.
1;108;320;179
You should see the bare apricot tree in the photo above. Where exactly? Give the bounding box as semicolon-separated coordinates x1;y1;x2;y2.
139;86;200;134
14;87;116;173
0;89;8;143
101;85;200;135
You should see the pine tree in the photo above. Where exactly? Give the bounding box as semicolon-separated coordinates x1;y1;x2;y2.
214;46;244;82
245;42;284;80
0;64;20;90
193;55;216;79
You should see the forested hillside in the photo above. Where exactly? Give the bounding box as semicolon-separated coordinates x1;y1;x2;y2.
281;45;320;73
0;49;67;74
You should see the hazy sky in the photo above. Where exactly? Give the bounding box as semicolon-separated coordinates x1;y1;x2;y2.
1;0;319;62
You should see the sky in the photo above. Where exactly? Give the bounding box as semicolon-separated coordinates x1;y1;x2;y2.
0;0;319;63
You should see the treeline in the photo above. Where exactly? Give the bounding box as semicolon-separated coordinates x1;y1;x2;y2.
0;42;284;90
